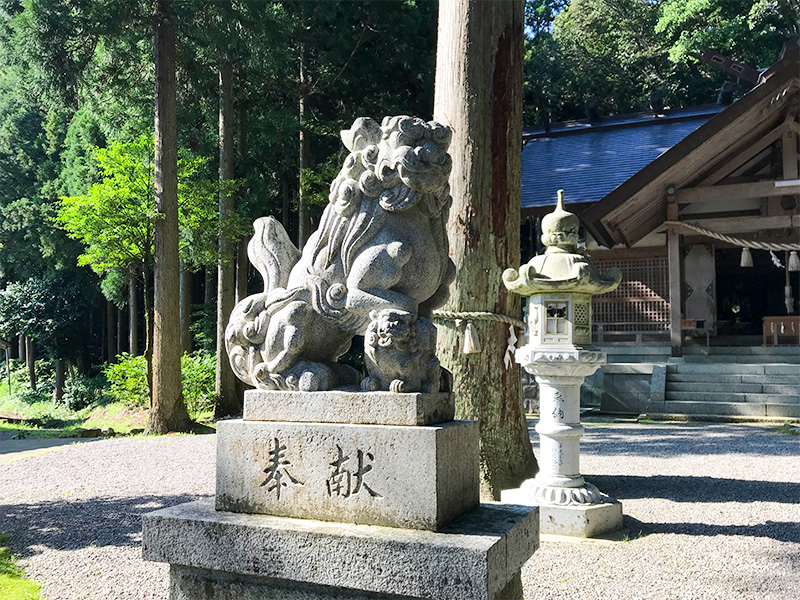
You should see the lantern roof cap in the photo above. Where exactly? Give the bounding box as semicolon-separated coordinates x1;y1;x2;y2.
503;192;622;296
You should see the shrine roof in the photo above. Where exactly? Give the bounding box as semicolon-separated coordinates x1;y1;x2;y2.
520;105;725;210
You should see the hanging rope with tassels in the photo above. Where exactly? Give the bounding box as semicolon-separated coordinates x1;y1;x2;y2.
431;310;526;369
665;220;800;272
664;220;800;251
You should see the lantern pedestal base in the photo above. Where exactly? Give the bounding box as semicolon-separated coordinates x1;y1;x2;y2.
501;486;623;538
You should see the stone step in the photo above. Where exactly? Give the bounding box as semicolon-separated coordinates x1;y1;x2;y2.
666;363;799;374
683;346;800;356
666;382;800;394
679;354;800;364
666;391;799;404
666;373;800;384
762;383;800;394
665;382;764;394
661;401;800;418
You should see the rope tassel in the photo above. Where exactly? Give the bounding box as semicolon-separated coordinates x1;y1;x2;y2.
462;322;481;354
431;310;526;364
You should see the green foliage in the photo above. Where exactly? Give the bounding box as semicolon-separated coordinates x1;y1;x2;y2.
0;276;88;358
103;351;215;418
57;135;157;274
180;352;216;417
63;373;109;412
0;534;42;600
8;359;52;391
190;304;217;353
525;0;799;125
656;0;798;66
58;134;225;282
103;353;149;408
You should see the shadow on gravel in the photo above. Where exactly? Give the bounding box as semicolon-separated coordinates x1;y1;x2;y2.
1;493;210;558
589;474;800;505
620;515;800;543
574;425;799;458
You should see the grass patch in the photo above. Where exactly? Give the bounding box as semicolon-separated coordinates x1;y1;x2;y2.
0;355;217;438
0;534;42;600
81;403;148;433
778;423;799;436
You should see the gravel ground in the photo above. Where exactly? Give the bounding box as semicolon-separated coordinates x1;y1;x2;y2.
1;421;798;600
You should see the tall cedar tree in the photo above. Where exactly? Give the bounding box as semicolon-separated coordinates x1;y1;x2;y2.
147;0;191;434
433;0;538;513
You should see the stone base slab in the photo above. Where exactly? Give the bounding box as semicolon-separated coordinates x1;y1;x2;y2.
143;499;539;600
216;419;479;530
501;487;622;538
243;389;455;426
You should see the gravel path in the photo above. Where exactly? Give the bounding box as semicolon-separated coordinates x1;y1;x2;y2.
1;422;798;600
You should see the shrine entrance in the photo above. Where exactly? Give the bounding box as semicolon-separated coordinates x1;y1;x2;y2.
715;248;791;342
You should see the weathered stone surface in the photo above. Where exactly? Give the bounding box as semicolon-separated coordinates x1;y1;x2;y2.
243;389;454;426
502;487;622;538
170;566;419;600
225;116;455;393
215;419;479;530
502;196;624;541
143;499;539;600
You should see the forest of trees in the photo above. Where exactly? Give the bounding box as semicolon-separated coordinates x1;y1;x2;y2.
0;0;796;431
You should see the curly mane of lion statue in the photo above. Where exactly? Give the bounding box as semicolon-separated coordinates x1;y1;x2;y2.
225;116;454;393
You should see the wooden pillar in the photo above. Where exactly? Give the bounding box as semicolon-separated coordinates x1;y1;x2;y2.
782;128;798;179
667;193;682;357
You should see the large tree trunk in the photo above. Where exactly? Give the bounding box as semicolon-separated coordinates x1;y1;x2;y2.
215;58;240;418
236;238;248;303
106;300;116;363
180;259;192;354
433;0;536;502
129;267;139;356
236;102;250;304
18;334;25;364
147;0;191;435
281;178;291;232
117;304;124;357
297;45;311;246
204;266;215;306
25;337;35;391
144;270;154;396
53;357;65;404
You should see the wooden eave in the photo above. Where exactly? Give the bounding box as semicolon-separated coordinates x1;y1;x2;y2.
581;62;800;248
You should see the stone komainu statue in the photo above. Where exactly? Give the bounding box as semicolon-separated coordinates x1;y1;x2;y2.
226;116;454;393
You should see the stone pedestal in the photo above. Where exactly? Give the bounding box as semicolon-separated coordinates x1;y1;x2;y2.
501;348;623;538
143;389;539;599
502;488;621;538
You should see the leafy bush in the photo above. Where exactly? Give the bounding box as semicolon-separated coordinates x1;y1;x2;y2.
9;359;54;390
63;374;109;411
181;352;215;417
103;351;216;417
104;353;149;407
190;305;216;353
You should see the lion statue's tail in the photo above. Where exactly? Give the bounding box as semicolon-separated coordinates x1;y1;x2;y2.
225;216;301;388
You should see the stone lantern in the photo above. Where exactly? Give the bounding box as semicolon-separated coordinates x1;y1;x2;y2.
501;190;624;537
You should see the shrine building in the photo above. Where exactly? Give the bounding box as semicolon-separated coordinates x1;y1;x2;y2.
520;39;800;420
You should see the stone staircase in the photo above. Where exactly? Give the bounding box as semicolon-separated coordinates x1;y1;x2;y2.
662;362;800;419
587;345;800;420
